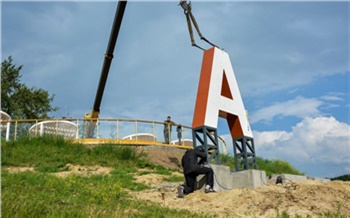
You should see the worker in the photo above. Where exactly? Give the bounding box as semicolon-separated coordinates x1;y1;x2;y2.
177;147;215;198
176;124;183;145
163;116;176;144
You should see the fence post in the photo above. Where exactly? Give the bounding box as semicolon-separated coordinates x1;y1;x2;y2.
116;119;119;139
152;121;155;143
35;119;39;136
135;120;138;141
40;122;44;136
76;119;79;139
14;121;18;140
56;119;59;136
96;119;100;139
5;121;10;141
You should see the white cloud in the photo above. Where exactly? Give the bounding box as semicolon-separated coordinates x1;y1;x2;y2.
249;96;323;124
320;92;345;102
253;131;292;147
261;116;349;169
222;116;350;177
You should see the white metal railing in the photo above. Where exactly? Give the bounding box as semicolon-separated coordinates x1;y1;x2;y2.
1;118;228;153
0;110;11;141
0;118;192;144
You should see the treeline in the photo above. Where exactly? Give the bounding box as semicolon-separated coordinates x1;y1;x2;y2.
330;174;350;181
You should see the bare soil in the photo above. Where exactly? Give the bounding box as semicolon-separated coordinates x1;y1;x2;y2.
4;147;350;217
135;147;350;217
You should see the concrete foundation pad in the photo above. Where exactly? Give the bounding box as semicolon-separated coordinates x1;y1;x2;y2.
195;165;321;192
231;169;267;189
308;177;331;183
196;164;267;191
211;164;233;191
269;174;307;183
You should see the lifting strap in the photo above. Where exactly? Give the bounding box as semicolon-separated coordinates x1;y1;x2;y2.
179;1;220;51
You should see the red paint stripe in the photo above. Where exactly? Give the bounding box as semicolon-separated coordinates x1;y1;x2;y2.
192;47;215;128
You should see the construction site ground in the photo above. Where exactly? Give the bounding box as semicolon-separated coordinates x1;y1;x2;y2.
135;147;350;217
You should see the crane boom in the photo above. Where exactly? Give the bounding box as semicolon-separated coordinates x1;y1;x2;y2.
85;0;127;138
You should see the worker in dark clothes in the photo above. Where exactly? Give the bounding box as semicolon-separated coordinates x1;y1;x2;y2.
177;147;215;198
176;124;183;145
163;116;176;144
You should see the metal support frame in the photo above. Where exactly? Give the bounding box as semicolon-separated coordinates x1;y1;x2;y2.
192;125;220;164
233;136;256;171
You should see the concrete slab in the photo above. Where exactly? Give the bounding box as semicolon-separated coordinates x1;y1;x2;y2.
269;174;307;183
196;164;232;191
231;169;267;189
307;177;331;183
196;165;267;191
193;165;318;192
211;164;233;191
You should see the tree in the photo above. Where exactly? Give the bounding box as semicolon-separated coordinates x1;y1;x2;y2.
1;56;59;119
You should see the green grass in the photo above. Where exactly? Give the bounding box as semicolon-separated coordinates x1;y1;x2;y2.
275;209;347;218
220;154;304;176
1;136;212;218
2;170;210;218
2;135;147;172
256;157;303;176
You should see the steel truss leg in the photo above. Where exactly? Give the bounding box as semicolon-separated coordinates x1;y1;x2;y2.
233;136;256;171
192;126;220;164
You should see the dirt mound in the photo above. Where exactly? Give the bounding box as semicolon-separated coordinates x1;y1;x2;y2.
53;164;113;178
131;177;350;217
138;147;350;217
139;147;185;170
4;164;113;178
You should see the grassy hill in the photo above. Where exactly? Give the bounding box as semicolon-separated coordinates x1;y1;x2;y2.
1;136;307;217
2;136;207;217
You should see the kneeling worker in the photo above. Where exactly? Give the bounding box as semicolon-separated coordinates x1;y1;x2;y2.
177;147;215;198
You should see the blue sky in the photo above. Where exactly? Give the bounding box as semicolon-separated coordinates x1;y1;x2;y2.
2;1;349;178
